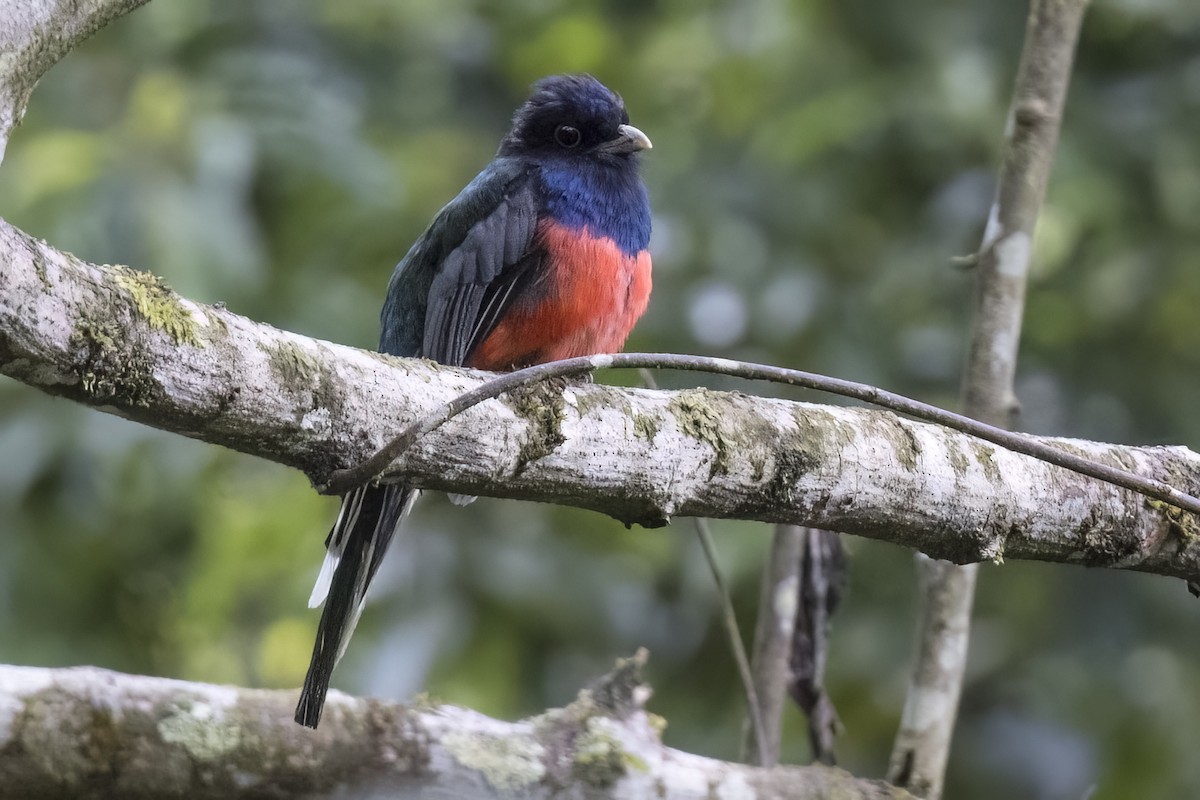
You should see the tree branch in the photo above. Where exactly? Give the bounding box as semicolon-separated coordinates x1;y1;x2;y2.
322;340;1200;516
0;659;912;800
0;0;151;163
2;218;1199;582
742;524;806;767
890;1;1092;796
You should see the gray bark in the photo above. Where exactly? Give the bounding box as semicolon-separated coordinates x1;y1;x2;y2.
0;660;913;800
742;525;806;766
2;218;1199;580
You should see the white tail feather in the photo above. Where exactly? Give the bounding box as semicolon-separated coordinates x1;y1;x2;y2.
308;487;367;608
308;551;340;608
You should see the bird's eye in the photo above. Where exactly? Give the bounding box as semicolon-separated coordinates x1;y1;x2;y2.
554;125;582;149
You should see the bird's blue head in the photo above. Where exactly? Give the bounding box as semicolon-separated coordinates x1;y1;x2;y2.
499;74;652;163
501;75;652;255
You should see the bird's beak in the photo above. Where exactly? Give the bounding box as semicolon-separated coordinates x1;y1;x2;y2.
601;124;653;154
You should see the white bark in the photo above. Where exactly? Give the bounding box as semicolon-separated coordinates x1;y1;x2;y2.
2;217;1199;581
0;661;910;800
743;525;805;766
0;0;151;162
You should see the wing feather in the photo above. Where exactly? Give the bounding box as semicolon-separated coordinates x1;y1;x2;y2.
422;182;542;365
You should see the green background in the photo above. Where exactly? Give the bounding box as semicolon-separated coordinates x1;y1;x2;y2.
2;1;1199;797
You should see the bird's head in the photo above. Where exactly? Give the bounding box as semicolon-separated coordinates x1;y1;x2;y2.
499;74;652;162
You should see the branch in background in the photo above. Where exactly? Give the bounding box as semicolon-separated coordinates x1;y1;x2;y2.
740;525;848;768
3;220;1200;581
742;525;806;766
889;1;1092;797
788;529;847;765
0;0;151;163
0;659;914;800
889;555;979;795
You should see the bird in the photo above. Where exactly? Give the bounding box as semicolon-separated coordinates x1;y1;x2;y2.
296;74;653;728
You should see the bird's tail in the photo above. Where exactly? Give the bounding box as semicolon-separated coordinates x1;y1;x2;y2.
295;483;417;728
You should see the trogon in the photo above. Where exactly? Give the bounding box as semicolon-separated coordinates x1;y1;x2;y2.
297;74;653;728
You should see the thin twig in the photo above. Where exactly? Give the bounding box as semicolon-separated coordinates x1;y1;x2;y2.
693;517;770;768
323;351;1200;518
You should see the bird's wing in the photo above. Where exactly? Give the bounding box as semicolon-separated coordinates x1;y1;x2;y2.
422;177;542;365
380;158;543;366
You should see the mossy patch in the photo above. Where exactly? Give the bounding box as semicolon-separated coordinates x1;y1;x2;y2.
632;411;659;442
740;406;847;507
157;699;242;761
260;339;320;393
533;651;652;790
583;649;647;718
567;382;657;443
668;389;730;476
888;415;921;472
507;377;568;472
971;441;1002;483
728;404;818;498
72;319;118;355
70;316;159;407
32;246;51;292
1146;499;1200;541
111;266;201;346
571;383;616;418
258;339;343;421
572;718;647;788
443;730;546;793
791;406;854;464
855;410;921;472
1079;523;1140;566
946;440;971;480
19;686;122;784
764;447;816;506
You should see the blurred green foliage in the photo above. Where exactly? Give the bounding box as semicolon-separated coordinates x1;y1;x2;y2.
2;1;1200;797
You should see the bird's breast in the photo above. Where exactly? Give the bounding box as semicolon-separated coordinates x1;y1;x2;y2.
536;160;651;255
467;219;652;370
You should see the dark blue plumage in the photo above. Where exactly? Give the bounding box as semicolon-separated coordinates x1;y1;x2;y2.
540;158;651;256
296;75;652;728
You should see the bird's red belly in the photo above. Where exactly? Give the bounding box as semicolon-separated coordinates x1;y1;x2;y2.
468;220;651;371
